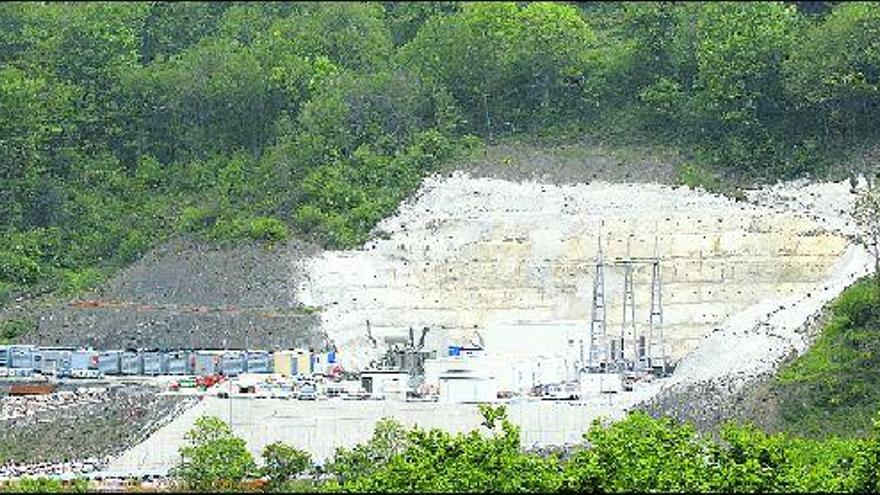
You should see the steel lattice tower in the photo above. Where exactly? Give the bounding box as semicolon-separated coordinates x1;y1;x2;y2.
618;237;636;370
587;235;607;371
649;236;665;373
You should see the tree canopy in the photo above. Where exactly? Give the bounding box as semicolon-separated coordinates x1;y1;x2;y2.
2;1;880;329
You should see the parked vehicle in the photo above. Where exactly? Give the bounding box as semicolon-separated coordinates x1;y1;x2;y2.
298;383;318;400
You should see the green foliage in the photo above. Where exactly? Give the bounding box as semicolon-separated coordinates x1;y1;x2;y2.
324;406;562;492
171;416;257;492
157;408;880;493
852;412;880;492
565;413;716;492
4;1;880;312
261;442;312;491
0;318;34;345
403;2;598;136
784;3;880;140
776;278;880;437
0;477;91;493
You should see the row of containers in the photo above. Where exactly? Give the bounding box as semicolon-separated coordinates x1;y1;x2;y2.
0;345;338;378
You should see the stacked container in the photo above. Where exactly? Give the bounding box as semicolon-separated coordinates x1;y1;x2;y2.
165;351;192;375
219;352;245;377
141;351;165;375
9;346;36;369
245;351;272;374
98;351;122;375
121;351;144;375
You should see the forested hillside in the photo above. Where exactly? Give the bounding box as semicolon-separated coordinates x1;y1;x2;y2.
2;1;880;338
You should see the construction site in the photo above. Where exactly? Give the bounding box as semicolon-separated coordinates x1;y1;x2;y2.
1;170;873;482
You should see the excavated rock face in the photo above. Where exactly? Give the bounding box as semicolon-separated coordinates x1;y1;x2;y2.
26;237;327;350
298;173;853;369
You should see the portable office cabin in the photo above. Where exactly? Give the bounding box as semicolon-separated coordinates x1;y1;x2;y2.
244;351;271;374
121;351;144;375
360;369;411;400
193;351;221;375
273;350;310;378
310;351;339;376
70;350;99;371
35;349;72;376
165;351;192;375
438;368;497;403
9;346;36;369
141;351;165;375
219;352;245;377
98;351;123;375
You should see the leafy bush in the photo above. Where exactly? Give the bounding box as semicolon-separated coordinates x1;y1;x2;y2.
152;406;880;492
0;477;91;493
4;1;880;310
0;251;41;285
170;416;257;492
775;278;880;438
0;318;35;344
261;442;312;491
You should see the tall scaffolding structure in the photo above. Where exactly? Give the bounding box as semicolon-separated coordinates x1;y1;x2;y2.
587;234;607;371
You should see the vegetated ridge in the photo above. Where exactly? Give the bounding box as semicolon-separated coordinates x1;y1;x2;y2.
3;2;880;339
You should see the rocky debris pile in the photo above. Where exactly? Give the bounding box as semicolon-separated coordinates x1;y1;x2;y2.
669;242;870;394
0;458;102;481
22;236;328;350
0;384;196;465
639;371;782;434
0;388;110;421
747;178;861;238
641;238;868;431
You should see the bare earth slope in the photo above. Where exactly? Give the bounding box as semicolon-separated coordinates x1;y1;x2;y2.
24;237;327;350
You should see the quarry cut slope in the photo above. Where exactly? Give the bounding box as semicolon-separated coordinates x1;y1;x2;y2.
108;176;874;474
298;173;856;370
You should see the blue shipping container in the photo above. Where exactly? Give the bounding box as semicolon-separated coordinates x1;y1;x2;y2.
220;352;245;377
121;352;143;375
193;352;219;375
245;352;271;374
98;351;122;375
36;349;72;375
10;346;36;369
165;351;191;375
70;350;98;371
142;352;165;375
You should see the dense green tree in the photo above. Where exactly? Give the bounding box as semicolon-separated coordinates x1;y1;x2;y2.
3;0;880;329
784;2;880;140
564;412;717;492
138;1;230;64
403;2;598;136
325;405;563;492
260;442;312;491
171;416;257;492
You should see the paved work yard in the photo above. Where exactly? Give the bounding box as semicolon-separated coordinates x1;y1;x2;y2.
108;386;664;474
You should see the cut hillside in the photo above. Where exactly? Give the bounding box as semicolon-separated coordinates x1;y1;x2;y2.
20;237;327;351
297;169;867;370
